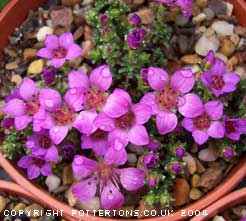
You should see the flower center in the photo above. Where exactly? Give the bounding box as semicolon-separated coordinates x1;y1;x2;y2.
225;121;236;134
51;46;67;59
38;135;52;149
211;76;225;90
157;88;177;110
92;129;107;140
31;157;45;168
193;114;211;130
26;100;39;116
85;89;106;111
96;163;114;184
115;110;135;129
53;106;74;126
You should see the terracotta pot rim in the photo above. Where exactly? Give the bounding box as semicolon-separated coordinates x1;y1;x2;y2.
190;187;246;221
0;152;245;221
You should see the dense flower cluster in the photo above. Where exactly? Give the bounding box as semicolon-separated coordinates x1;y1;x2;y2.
2;29;246;210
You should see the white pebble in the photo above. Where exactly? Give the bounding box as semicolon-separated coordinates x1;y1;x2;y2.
36;26;54;42
216;53;228;63
192;13;206;24
226;2;234;17
195;35;220;56
212;21;234;36
45;175;61;192
212;215;226;221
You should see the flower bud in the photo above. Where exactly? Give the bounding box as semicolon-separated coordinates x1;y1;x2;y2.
129;13;141;26
171;162;181;174
175;146;185;159
223;147;234;159
143;153;159;170
147;140;159;152
43;67;56;85
100;14;108;24
61;142;76;160
2;118;15;129
145;193;155;206
204;50;216;69
127;29;142;49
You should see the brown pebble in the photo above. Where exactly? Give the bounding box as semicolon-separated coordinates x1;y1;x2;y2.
173;178;190;206
136;8;155;25
191;174;201;188
189;188;202;200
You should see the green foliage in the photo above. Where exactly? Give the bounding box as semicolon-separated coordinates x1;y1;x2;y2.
0;0;8;11
87;0;171;87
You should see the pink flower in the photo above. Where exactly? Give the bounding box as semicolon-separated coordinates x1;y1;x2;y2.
140;67;202;135
72;155;146;210
2;78;40;131
182;100;225;145
94;88;152;165
37;32;83;68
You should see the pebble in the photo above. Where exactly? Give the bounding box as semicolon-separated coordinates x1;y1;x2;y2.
175;14;189;27
204;27;215;37
23;48;37;62
183;153;197;174
230;34;240;46
5;60;19;70
173;178;190;206
220;38;235;57
226;2;233;17
195;35;219;56
192;13;206;24
211;21;234;36
11;74;22;86
61;0;80;6
136;8;155;25
196;0;208;9
181;54;202;64
195;158;206;173
73;26;84;41
62;166;73;185
127;153;138;166
27;59;44;75
76;197;100;212
50;7;73;28
191;174;201;187
213;215;226;221
191;4;201;17
235;26;246;37
13;202;26;211
234;66;246;79
25;203;45;218
66;186;77;207
45;175;61;192
0;196;6;212
36;26;54;42
138;200;157;218
203;7;215;21
4;48;17;57
82;40;94;58
198;145;218;162
189;188;202;200
208;0;227;16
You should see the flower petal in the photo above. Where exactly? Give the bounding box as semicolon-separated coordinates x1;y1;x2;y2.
39;88;62;112
156;111;178;135
72;110;97;135
128;125;149;145
27;165;41;180
131;103;152;124
45;34;59;50
64;87;85;111
171;69;195;93
15;115;32;130
50;58;66;68
178;93;204;118
36;48;52;59
104;146;128;165
19;78;38;101
59;32;74;49
49;125;69;144
210;60;226;76
119;168;146;191
68;70;90;89
72;155;98;178
200;71;211;87
103;88;131;118
147;67;169;91
90;65;112;91
101;181;124;210
222;73;240;93
204;101;223;120
72;177;97;201
182;117;194;132
45;146;59;162
93;112;115;131
207;122;225;138
140;92;160;115
3;99;26;116
41;163;52;177
108;129;129;150
192;130;209;145
66;44;83;60
17;156;31;168
33;108;55;131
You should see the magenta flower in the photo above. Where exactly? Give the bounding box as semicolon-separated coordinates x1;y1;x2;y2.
156;0;192;17
171;162;181;174
143;153;159;169
36;87;81;144
2;118;15;129
25;129;59;162
182;100;225;145
129;13;141;26
140;67;202;135
127;29;143;49
200;60;240;97
37;32;83;68
18;154;52;180
94;88;152;165
223;147;234;159
204;50;216;67
72;155;146;210
2;78;40;131
224;117;246;141
81;129;109;157
42;67;56;85
175;146;185;159
147;140;159;152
